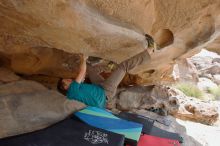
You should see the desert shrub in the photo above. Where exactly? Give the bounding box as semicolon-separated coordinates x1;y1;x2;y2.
175;83;204;99
207;86;220;100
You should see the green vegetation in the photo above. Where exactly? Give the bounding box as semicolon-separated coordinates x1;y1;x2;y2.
207;86;220;100
175;83;204;99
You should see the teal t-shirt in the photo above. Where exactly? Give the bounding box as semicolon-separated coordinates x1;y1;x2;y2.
67;81;106;108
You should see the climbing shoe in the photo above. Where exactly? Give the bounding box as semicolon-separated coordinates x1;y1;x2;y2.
107;61;117;71
145;34;160;50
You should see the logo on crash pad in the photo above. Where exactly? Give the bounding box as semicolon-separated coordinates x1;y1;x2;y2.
84;130;109;144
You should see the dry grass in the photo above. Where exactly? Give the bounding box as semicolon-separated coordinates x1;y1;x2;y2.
175;83;204;99
207;86;220;100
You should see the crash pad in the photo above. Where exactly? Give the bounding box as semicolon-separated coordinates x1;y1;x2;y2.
73;106;143;144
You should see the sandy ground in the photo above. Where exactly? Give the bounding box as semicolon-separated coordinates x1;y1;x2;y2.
177;101;220;146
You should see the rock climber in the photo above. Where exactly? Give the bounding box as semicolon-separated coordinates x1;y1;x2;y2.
57;34;155;108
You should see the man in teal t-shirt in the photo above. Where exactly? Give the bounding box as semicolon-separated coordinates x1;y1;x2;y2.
67;80;106;108
58;35;155;108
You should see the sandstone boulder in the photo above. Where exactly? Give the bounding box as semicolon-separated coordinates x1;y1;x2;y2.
0;80;85;138
0;46;82;78
115;85;219;125
212;58;220;64
200;64;220;75
117;85;153;110
190;56;213;72
197;77;218;91
0;1;219;85
172;58;199;83
213;75;220;85
158;86;219;125
190;49;220;73
22;74;60;90
0;67;20;83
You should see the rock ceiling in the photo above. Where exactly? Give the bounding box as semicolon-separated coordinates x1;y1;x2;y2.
0;0;219;84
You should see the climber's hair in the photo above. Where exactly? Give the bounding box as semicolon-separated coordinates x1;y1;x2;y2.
57;78;67;95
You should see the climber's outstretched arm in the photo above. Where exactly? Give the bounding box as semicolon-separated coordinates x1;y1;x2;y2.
75;55;88;83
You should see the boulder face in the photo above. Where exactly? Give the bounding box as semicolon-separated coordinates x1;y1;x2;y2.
0;67;20;83
0;0;220;83
1;1;220;140
172;58;199;83
189;49;220;92
0;80;85;138
114;85;219;125
0;46;82;78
